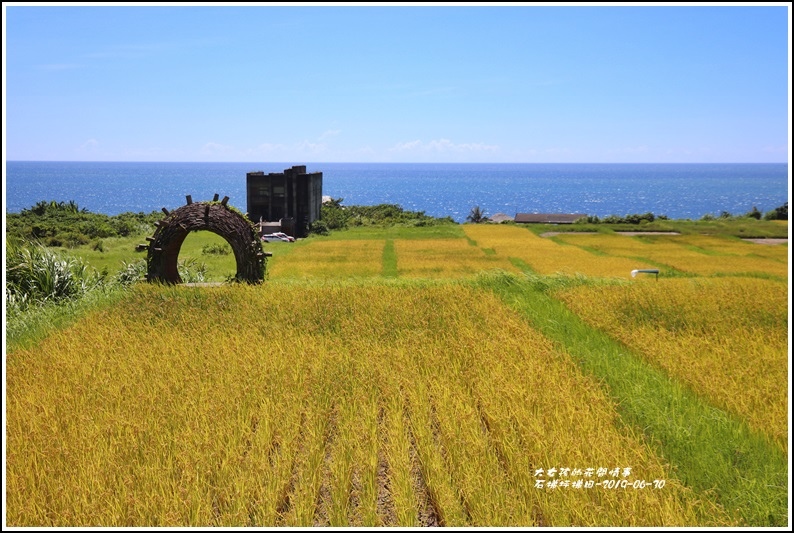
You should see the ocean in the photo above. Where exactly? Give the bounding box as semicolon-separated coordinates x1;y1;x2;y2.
3;161;789;223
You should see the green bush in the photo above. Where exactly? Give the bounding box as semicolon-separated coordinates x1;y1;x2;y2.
201;242;231;255
308;219;330;236
763;202;788;221
115;259;147;286
177;258;207;283
5;239;102;312
6;201;163;245
318;198;455;232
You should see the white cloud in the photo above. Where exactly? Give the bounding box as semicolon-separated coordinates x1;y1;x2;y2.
78;139;99;150
318;129;342;140
201;141;234;154
256;142;289;153
391;140;423;151
295;140;329;154
389;138;499;153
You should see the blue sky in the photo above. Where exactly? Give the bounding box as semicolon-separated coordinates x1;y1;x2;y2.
3;3;790;163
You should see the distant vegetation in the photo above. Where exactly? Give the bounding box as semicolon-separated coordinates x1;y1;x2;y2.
309;198;456;235
581;212;663;224
6;200;163;248
579;202;787;225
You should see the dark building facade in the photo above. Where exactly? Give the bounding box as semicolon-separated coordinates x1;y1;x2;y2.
246;165;322;237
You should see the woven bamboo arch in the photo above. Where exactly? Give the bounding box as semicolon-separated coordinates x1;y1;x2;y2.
145;194;266;284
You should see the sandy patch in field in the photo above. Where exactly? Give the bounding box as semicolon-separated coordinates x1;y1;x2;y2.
741;238;788;245
616;231;681;236
539;231;680;237
539;232;598;237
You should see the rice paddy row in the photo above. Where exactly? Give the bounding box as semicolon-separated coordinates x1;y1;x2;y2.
263;224;787;281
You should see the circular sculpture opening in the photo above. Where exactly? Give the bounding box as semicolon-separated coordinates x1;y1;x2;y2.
146;195;266;284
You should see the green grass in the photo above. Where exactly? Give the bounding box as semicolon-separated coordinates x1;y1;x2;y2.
53;235;147;275
474;271;789;527
5;283;132;353
382;239;398;278
178;231;238;281
61;231;246;283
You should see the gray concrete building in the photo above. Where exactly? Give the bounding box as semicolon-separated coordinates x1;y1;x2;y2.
246;165;323;237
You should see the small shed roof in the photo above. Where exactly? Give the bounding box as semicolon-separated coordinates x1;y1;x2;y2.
515;213;588;224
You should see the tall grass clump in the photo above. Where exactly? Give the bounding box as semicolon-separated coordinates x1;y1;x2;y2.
4;238;134;352
6;238;104;313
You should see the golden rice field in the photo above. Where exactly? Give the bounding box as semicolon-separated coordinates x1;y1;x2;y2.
555;277;789;451
7;222;788;526
553;232;788;278
668;233;789;263
463;225;659;278
6;283;732;527
393;238;518;278
266;225;787;282
267;239;385;280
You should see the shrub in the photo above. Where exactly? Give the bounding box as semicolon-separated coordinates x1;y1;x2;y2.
201;242;231;255
5;239;102;311
115;259;147;286
62;232;90;248
763;202;788;221
6;202;163;245
308;220;330;236
177;258;207;283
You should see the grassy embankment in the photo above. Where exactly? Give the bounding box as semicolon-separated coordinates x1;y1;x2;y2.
5;220;789;526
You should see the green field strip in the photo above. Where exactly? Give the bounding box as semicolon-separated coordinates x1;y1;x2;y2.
382;239;399;278
680;244;730;256
476;274;788;527
508;257;535;273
